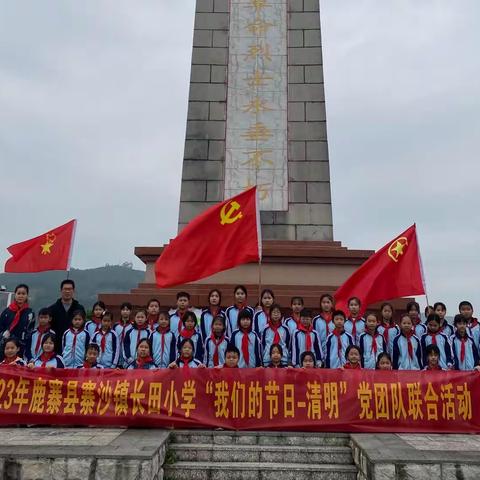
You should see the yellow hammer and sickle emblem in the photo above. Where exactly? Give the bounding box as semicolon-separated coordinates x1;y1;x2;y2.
387;237;408;263
220;201;243;225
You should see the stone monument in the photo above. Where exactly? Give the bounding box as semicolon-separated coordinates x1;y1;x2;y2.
101;0;385;311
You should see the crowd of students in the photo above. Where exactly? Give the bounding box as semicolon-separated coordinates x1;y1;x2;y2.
0;280;478;372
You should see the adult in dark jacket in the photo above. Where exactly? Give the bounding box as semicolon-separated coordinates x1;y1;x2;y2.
48;279;85;352
0;284;35;360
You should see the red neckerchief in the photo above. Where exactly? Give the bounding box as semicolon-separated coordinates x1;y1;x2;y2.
458;334;467;363
382;321;395;344
291;312;301;328
2;356;21;365
116;321;131;344
469;318;479;329
235;302;246;311
209;306;220;318
268;320;282;344
210;333;225;366
348;317;360;339
34;326;49;356
179;355;191;369
69;327;83;360
223;364;238;368
157;325;170;358
404;331;414;359
98;329;110;353
134;323;148;347
7;301;29;333
40;351;55;367
332;328;343;357
366;330;379;355
137;355;154;369
426;364;442;370
83;361;97;368
429;332;438;345
297;324;313;351
175;310;187;333
344;362;361;369
322;312;332;324
91;316;102;332
240;327;251;365
413;316;421;326
179;328;195;340
147;314;159;330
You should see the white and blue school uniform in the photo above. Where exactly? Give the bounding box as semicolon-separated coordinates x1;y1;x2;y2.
439;321;454;338
199;308;226;342
451;333;479;371
24;327;56;362
113;321;133;368
292;328;323;367
225;305;254;337
177;331;204;362
204;334;229;367
261;324;291;366
377;324;399;355
392;333;422;370
413;321;427;338
229;329;262;368
92;330;120;368
123;325;151;365
358;331;387;369
468;319;480;349
175;358;203;368
344;318;365;345
33;354;64;368
324;330;353;369
169;311;191;337
127;359;157;370
253;310;270;337
420;332;453;370
0;357;26;367
84;318;102;338
62;328;90;368
150;329;177;368
284;315;300;337
313;314;335;354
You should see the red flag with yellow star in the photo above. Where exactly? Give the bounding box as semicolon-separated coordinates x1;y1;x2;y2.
334;224;425;313
4;220;77;273
155;187;261;288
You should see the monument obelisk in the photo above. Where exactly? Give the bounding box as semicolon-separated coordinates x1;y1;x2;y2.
101;0;375;310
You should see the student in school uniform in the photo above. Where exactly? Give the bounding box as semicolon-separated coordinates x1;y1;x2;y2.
292;308;323;368
420;314;453;370
343;297;366;345
343;345;362;370
127;339;157;370
229;308;262;368
313;294;335;354
423;344;445;371
300;351;316;369
62;310;90;368
199;289;225;343
150;310;177;368
92;311;119;368
219;345;240;369
324;310;354;369
267;344;288;368
392;315;422;370
376;352;393;371
146;298;161;331
261;304;290;367
451;315;480;371
24;308;55;363
459;301;480;348
406;301;426;337
358;313;387;369
253;289;275;336
204;315;229;368
169;338;205;369
170;292;194;337
79;343;104;369
225;286;254;337
113;302;133;368
29;334;64;368
84;301;105;338
0;338;26;366
176;311;204;362
284;296;304;337
433;302;454;337
123;309;151;366
376;302;399;355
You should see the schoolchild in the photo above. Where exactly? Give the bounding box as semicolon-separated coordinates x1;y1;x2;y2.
30;334;64;368
300;351;316;369
113;302;133;368
344;297;365;344
343;345;362;369
392;315;422;370
376;352;393;370
62;310;90;368
229;308;262;368
222;345;240;368
146;298;161;331
424;344;445;371
79;343;104;369
176;311;204;362
313;293;335;353
433;302;454;337
225;286;254;337
267;343;287;368
284;296;304;336
204;315;229;367
420;314;453;370
406;301;426;337
292;308;323;367
451;315;480;371
324;310;354;369
170;292;193;337
200;289;225;342
24;308;55;362
253;289;275;336
123;309;151;365
92;311;119;368
85;301;105;337
376;302;399;355
150;310;177;368
0;338;26;366
169;338;204;369
358;313;386;369
127;339;156;370
458;301;479;347
261;304;290;366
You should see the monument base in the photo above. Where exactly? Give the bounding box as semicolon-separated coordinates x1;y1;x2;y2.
100;240;410;315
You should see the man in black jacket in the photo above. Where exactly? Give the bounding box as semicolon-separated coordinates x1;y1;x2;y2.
48;279;85;352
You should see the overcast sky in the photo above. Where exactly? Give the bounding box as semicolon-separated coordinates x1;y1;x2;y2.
1;1;479;313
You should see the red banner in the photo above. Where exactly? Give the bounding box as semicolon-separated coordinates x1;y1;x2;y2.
0;367;478;432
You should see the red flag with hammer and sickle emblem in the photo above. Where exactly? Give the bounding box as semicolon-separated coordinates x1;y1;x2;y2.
4;220;77;273
155;187;261;288
334;224;425;314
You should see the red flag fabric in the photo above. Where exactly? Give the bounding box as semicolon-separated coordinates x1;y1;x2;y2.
334;224;425;313
4;220;76;273
155;187;261;288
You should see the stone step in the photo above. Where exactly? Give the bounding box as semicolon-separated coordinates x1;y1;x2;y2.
169;430;350;446
164;461;358;480
169;443;352;464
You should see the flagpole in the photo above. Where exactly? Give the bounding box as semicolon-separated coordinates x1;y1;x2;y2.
415;223;430;310
66;219;77;280
258;258;263;307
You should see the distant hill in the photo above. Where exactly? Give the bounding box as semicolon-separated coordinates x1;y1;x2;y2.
0;264;144;311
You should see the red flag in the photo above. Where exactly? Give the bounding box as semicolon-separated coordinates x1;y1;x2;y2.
4;220;76;273
334;224;425;313
155;187;261;288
